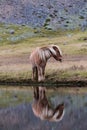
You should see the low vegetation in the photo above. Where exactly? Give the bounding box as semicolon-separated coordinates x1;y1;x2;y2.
0;23;87;86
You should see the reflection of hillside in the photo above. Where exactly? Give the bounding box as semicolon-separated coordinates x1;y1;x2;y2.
0;87;87;130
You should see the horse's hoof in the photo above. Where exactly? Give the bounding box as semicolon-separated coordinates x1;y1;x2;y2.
38;76;45;82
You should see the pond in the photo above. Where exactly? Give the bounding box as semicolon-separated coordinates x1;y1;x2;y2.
0;86;87;130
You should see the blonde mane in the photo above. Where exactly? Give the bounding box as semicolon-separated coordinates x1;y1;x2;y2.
37;45;62;61
50;45;62;56
37;47;51;61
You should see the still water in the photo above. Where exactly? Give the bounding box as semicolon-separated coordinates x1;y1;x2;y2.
0;86;87;130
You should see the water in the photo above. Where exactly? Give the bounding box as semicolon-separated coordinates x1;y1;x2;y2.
0;86;87;130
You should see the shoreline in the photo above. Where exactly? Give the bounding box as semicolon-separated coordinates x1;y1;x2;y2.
0;79;87;87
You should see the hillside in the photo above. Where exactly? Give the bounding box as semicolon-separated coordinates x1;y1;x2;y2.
0;0;87;29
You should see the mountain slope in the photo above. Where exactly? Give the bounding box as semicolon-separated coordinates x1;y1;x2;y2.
0;0;87;29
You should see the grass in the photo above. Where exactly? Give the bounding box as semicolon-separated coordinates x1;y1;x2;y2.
0;63;87;86
0;23;87;56
47;69;87;81
0;23;87;85
46;62;87;81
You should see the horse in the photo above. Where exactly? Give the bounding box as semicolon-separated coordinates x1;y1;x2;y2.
30;45;62;82
32;87;65;122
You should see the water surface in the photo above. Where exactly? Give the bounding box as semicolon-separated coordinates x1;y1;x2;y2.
0;86;87;130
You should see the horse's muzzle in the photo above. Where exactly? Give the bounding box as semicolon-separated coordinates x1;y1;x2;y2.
59;59;62;62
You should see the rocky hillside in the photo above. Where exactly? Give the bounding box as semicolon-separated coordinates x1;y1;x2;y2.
0;0;87;29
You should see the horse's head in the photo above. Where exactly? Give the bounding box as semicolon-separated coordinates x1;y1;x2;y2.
51;103;65;122
49;45;62;62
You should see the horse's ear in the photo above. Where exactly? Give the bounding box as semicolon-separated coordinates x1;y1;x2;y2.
52;46;59;56
52;45;62;56
52;46;58;50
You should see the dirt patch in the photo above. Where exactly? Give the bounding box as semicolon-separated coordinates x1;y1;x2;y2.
0;54;87;66
0;54;30;66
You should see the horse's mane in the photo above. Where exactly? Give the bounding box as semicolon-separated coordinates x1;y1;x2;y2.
50;45;62;56
37;47;51;61
37;45;62;61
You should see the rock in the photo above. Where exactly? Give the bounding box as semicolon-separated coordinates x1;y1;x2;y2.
9;30;15;34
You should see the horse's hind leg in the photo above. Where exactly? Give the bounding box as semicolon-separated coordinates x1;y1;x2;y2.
35;67;38;81
32;66;38;81
42;66;45;80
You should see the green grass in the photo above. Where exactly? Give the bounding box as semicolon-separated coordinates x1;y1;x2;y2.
0;23;87;56
0;23;35;46
0;66;87;86
0;23;87;85
0;71;31;81
46;69;87;81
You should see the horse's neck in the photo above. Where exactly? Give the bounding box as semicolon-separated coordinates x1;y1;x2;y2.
45;53;52;61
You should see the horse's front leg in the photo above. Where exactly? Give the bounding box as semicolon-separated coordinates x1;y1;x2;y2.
38;67;45;82
39;87;46;100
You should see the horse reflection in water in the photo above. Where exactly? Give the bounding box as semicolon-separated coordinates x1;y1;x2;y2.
32;87;65;122
30;45;62;82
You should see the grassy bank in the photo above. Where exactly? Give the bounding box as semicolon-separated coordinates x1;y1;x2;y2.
0;23;87;86
0;63;87;87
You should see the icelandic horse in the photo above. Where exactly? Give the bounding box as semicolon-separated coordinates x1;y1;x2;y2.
30;45;62;82
32;87;65;122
